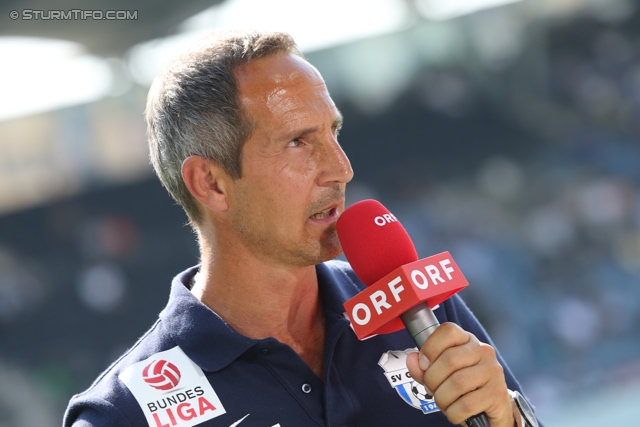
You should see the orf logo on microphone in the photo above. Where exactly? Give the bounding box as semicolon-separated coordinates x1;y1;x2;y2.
142;359;181;391
374;213;398;226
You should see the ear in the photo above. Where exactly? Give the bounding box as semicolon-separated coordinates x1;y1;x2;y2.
181;156;230;213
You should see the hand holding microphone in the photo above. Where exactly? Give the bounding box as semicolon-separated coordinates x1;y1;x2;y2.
337;200;514;427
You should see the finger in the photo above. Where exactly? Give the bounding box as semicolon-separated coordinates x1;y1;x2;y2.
406;351;429;386
431;360;502;412
438;376;512;427
420;322;471;364
441;386;492;426
424;337;489;393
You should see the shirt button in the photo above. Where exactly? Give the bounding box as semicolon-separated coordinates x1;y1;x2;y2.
301;384;312;393
261;348;270;354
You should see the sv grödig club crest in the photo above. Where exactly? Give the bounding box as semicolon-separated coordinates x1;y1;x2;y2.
378;349;441;414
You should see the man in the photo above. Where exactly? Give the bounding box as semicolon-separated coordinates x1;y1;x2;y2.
64;30;541;427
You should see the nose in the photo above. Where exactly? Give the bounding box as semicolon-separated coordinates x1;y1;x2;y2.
319;134;354;186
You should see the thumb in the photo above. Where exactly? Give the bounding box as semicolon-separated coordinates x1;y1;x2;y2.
406;351;430;386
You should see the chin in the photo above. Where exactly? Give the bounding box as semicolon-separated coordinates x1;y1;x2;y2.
318;238;342;262
319;247;342;263
299;229;342;265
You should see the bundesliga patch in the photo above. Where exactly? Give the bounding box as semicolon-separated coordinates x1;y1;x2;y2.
378;349;440;415
119;346;226;427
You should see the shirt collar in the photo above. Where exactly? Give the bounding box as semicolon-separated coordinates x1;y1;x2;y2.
159;261;364;373
316;260;364;319
159;266;258;373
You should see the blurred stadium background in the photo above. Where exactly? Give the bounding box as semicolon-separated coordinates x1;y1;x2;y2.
1;0;640;425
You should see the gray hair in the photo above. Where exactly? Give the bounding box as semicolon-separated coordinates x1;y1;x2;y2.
146;30;303;225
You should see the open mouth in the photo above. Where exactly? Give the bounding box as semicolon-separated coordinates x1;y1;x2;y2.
311;207;337;220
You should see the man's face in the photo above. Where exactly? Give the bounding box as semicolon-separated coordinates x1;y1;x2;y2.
226;52;353;267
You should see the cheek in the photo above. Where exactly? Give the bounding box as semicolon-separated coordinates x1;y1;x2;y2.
279;147;320;184
241;170;308;220
241;149;320;216
266;167;317;222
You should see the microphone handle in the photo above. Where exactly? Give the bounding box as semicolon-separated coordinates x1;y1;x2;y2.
400;303;491;427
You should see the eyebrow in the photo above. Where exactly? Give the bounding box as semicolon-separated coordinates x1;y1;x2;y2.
334;111;344;131
274;110;344;144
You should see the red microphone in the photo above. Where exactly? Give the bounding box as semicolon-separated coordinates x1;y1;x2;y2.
337;199;490;427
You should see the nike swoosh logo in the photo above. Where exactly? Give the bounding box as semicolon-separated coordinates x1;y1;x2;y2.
229;414;250;427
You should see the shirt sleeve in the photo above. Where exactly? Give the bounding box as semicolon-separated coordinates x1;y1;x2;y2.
63;395;133;427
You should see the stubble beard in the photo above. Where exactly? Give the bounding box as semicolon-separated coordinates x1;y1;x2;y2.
230;206;343;268
231;184;346;267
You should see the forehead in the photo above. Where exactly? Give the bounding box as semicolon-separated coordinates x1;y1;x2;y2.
235;52;336;126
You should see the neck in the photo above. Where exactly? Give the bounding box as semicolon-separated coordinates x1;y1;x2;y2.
192;234;326;379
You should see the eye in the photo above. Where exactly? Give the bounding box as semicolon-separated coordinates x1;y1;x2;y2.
332;124;342;138
287;138;303;147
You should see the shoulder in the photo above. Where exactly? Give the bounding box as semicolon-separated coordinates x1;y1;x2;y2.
439;293;478;323
64;319;176;426
435;293;496;347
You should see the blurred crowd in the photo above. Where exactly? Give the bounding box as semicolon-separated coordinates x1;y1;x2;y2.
365;9;640;412
0;180;201;426
376;139;640;410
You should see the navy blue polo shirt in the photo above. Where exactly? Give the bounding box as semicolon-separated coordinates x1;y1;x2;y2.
64;260;537;427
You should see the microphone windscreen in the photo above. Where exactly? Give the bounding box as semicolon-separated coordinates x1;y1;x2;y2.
337;199;418;287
